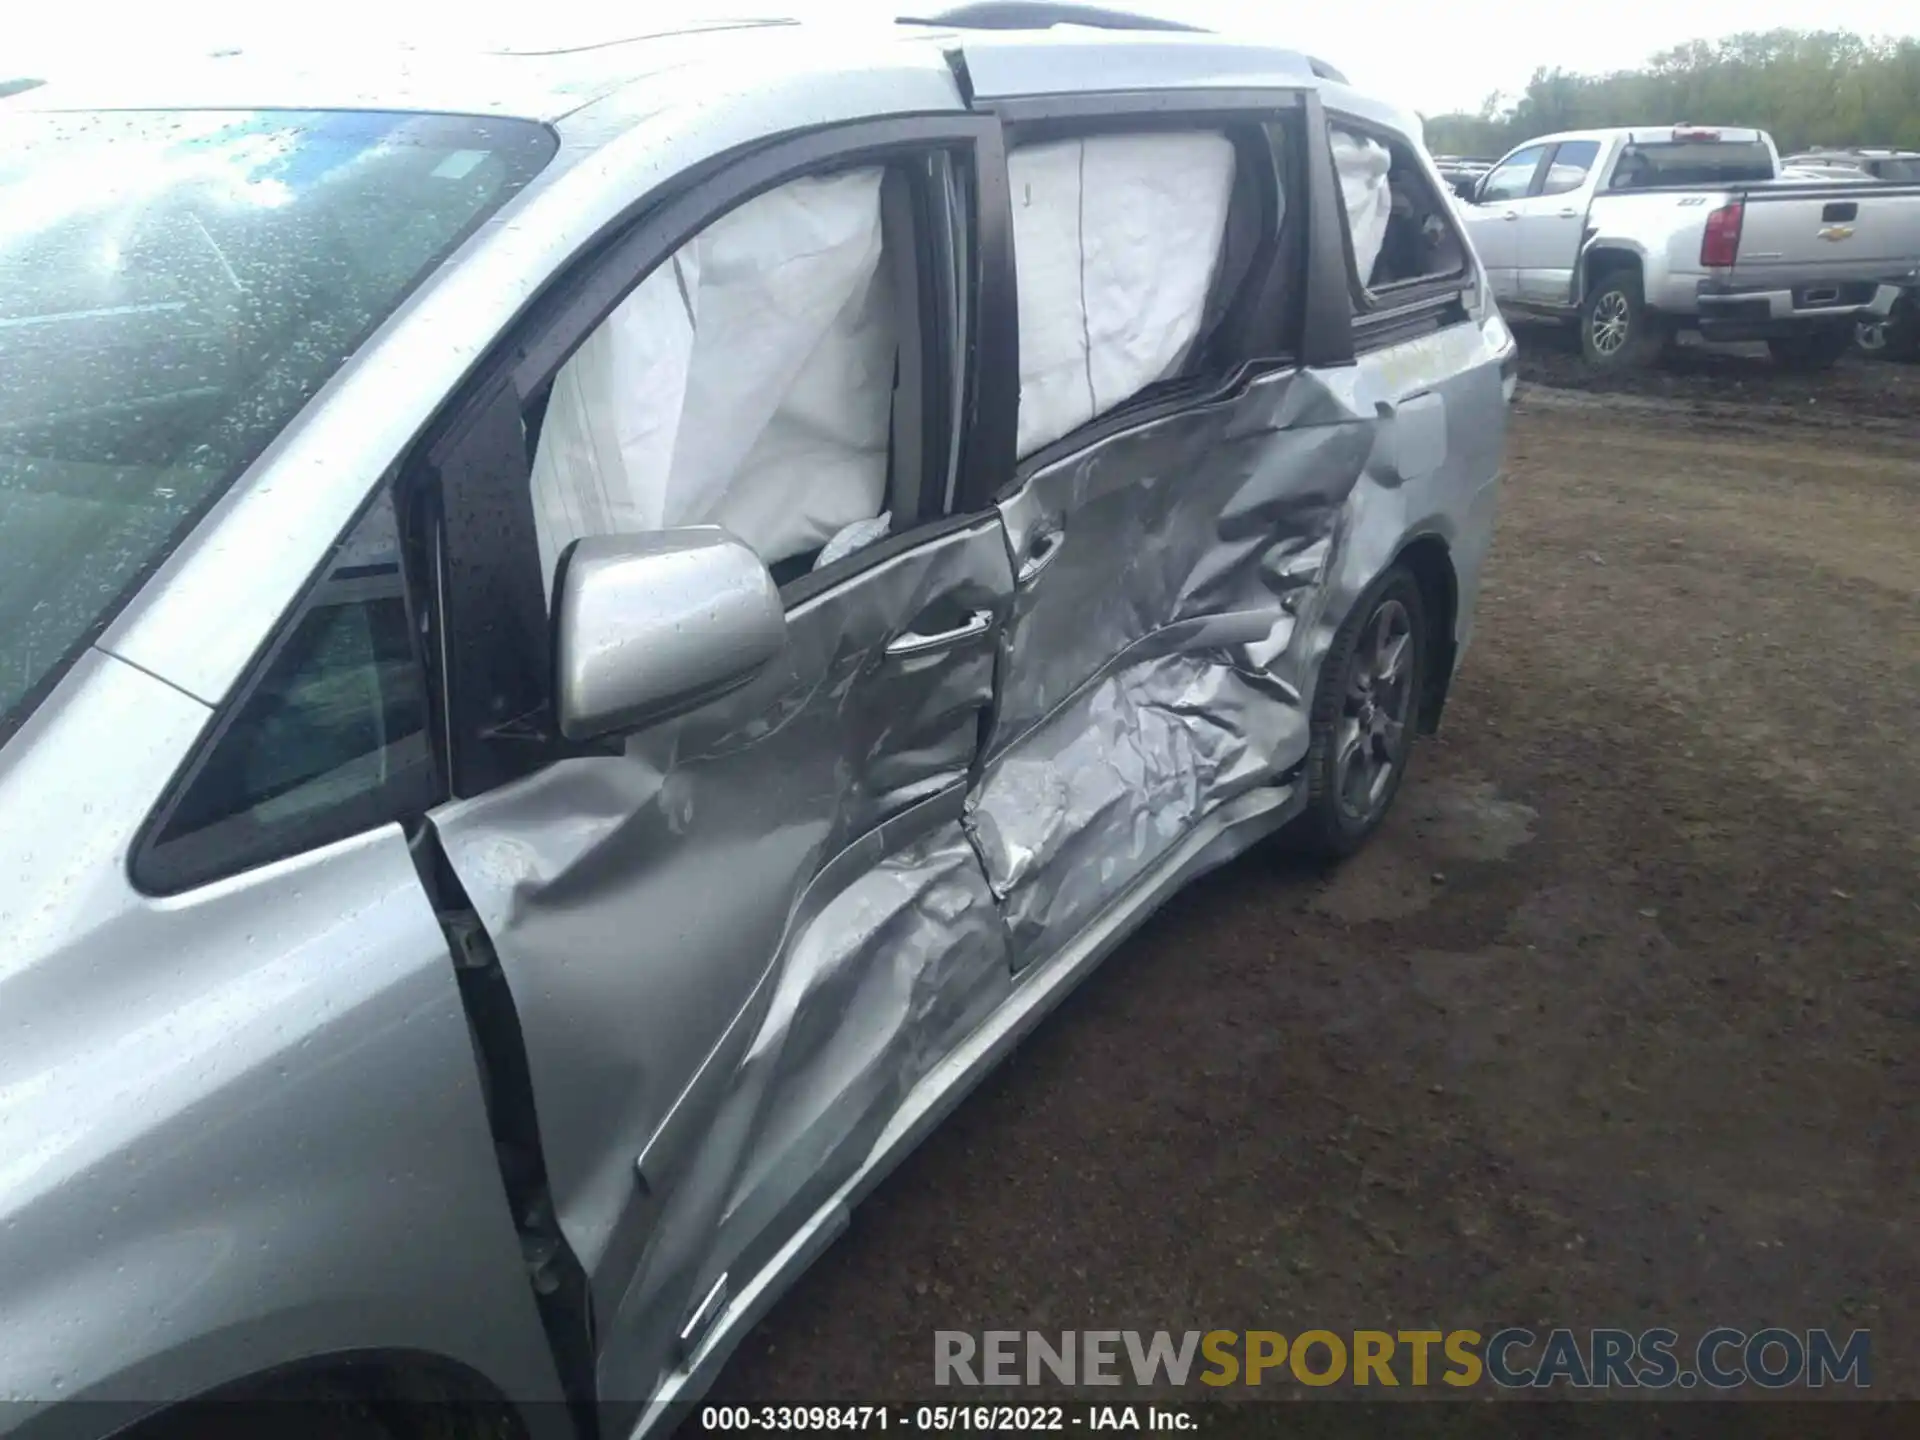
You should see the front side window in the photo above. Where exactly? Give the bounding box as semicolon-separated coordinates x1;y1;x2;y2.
1479;145;1547;202
528;165;900;592
0;108;554;747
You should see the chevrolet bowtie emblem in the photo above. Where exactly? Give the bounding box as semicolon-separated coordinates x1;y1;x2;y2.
1818;224;1855;241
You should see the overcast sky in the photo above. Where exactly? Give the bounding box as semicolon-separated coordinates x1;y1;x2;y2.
8;0;1919;115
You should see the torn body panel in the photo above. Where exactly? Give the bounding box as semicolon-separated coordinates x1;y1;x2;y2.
973;322;1505;966
426;510;1014;1404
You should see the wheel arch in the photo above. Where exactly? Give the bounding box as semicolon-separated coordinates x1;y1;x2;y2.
1391;531;1460;736
1577;239;1646;304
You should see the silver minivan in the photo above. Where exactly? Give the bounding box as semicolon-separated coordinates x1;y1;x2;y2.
0;11;1511;1439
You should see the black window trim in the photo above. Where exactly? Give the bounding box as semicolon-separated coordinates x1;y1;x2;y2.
1323;109;1476;348
411;112;1017;800
129;475;446;897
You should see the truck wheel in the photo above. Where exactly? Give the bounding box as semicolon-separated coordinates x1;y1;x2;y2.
1768;327;1852;372
1856;293;1919;362
1579;269;1661;370
1291;566;1427;861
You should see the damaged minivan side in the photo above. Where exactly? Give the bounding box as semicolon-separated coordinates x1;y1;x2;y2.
0;18;1510;1440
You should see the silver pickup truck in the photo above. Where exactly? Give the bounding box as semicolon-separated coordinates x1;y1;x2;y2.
1457;125;1920;370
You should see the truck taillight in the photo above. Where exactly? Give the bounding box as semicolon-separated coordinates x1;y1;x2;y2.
1701;200;1744;267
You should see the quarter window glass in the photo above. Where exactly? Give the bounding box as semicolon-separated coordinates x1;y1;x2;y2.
1478;146;1546;202
1333;125;1469;291
138;492;437;892
1542;140;1601;196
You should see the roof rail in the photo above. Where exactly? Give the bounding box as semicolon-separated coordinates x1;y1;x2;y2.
898;3;1210;32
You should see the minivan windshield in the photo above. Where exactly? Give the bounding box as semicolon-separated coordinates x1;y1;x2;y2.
0;108;555;742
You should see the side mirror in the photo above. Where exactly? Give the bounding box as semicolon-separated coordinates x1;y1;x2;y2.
552;527;785;742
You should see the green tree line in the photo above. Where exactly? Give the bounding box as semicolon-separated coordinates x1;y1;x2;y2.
1424;29;1920;158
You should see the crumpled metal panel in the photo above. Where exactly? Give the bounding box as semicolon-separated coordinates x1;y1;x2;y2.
973;348;1498;969
706;819;1011;1293
583;808;1012;1407
987;369;1378;754
428;510;1013;1376
968;651;1295;963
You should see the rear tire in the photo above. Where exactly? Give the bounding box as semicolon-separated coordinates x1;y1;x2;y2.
1579;268;1662;371
1768;327;1852;371
1291;566;1428;861
1854;292;1919;362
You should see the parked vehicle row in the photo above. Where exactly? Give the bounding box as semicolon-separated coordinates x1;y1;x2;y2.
0;10;1511;1440
1782;146;1920;183
1451;124;1920;369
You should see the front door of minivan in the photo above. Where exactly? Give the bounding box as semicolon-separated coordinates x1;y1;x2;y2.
418;115;1018;1411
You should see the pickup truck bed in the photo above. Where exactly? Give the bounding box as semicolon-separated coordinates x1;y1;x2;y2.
1695;179;1920;340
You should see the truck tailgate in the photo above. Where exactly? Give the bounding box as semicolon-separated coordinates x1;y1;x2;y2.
1730;183;1920;289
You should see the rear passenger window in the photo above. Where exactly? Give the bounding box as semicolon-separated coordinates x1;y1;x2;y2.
1542;140;1600;196
1007;130;1246;459
1330;123;1469;295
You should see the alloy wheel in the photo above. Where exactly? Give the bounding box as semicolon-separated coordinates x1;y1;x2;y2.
1590;290;1631;356
1335;597;1415;823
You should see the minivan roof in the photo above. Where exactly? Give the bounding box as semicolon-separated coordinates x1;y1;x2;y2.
2;13;1347;125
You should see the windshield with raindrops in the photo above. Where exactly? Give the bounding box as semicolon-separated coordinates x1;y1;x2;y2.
0;108;554;740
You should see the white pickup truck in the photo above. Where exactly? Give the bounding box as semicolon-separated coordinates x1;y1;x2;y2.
1456;125;1920;370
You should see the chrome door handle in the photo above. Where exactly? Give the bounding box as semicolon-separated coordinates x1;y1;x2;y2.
1016;528;1066;584
1501;210;1520;221
1556;207;1580;218
884;609;992;658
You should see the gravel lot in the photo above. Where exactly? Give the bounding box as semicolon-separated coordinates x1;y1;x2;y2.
697;341;1920;1412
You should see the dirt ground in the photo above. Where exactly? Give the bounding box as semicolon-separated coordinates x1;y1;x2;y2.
697;339;1920;1412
